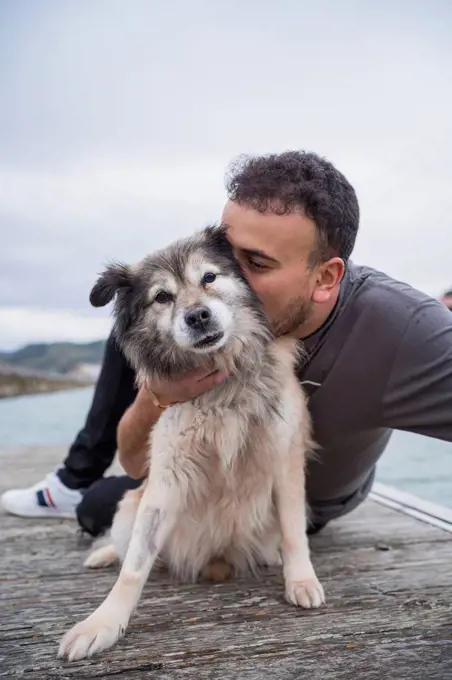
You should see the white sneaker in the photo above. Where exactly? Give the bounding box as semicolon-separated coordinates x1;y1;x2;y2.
1;471;83;519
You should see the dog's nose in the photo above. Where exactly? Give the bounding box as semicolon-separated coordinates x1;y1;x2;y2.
184;306;212;330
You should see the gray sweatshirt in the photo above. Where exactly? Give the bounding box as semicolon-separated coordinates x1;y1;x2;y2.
298;262;452;523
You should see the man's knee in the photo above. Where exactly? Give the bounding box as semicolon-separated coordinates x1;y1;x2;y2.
76;475;144;537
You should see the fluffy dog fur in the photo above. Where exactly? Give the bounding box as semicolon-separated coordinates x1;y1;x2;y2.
58;225;325;661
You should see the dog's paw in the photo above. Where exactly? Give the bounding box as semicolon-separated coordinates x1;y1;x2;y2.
285;577;325;609
84;544;119;569
58;610;127;661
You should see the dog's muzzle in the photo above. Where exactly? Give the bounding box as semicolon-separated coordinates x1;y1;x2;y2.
184;306;224;349
184;306;212;332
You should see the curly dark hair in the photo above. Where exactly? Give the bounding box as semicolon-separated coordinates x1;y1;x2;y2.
225;151;360;263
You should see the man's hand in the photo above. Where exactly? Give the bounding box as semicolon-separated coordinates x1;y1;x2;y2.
146;368;229;406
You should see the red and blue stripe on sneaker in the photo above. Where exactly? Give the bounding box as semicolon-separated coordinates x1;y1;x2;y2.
36;487;56;508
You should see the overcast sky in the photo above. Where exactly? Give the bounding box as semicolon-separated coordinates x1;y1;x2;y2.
1;0;451;350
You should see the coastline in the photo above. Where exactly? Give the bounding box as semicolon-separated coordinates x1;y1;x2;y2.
0;364;92;399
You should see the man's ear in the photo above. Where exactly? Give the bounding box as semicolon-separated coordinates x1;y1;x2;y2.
89;263;133;307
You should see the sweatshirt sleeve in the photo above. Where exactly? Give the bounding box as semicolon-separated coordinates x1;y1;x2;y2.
382;298;452;441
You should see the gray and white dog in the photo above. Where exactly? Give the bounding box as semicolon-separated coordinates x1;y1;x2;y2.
59;225;325;661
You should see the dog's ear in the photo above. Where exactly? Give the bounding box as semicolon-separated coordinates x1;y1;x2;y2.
204;224;234;260
89;263;133;308
204;223;250;280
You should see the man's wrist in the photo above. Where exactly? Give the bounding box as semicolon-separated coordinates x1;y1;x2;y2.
148;389;170;409
137;385;172;411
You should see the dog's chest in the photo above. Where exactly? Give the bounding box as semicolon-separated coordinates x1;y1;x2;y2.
158;403;277;495
156;403;281;575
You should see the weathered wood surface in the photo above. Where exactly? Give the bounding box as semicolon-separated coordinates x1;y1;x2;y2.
0;446;451;679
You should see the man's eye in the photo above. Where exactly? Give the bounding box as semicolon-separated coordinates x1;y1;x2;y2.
247;258;268;271
202;272;217;284
154;291;174;304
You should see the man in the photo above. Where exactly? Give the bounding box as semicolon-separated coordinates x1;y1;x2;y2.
440;289;452;311
2;151;452;537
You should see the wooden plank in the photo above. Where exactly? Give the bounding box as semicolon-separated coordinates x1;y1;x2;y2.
0;446;451;679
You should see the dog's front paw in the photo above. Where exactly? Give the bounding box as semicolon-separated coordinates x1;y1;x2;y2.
58;609;127;661
285;576;325;609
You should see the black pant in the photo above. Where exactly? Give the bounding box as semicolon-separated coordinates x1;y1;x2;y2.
59;333;145;536
58;332;137;490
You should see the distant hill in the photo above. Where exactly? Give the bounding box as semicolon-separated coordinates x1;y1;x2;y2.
0;363;92;399
0;340;106;375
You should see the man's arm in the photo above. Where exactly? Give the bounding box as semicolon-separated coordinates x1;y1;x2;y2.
117;388;162;478
382;298;452;441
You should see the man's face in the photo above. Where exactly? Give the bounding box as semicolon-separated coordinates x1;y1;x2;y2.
222;200;340;336
441;294;452;311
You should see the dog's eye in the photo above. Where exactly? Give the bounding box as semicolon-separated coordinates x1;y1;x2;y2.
154;291;173;304
202;272;216;284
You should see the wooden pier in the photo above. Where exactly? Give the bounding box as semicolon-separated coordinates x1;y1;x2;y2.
1;445;451;679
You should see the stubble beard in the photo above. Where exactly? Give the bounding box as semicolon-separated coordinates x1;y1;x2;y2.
271;296;313;337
